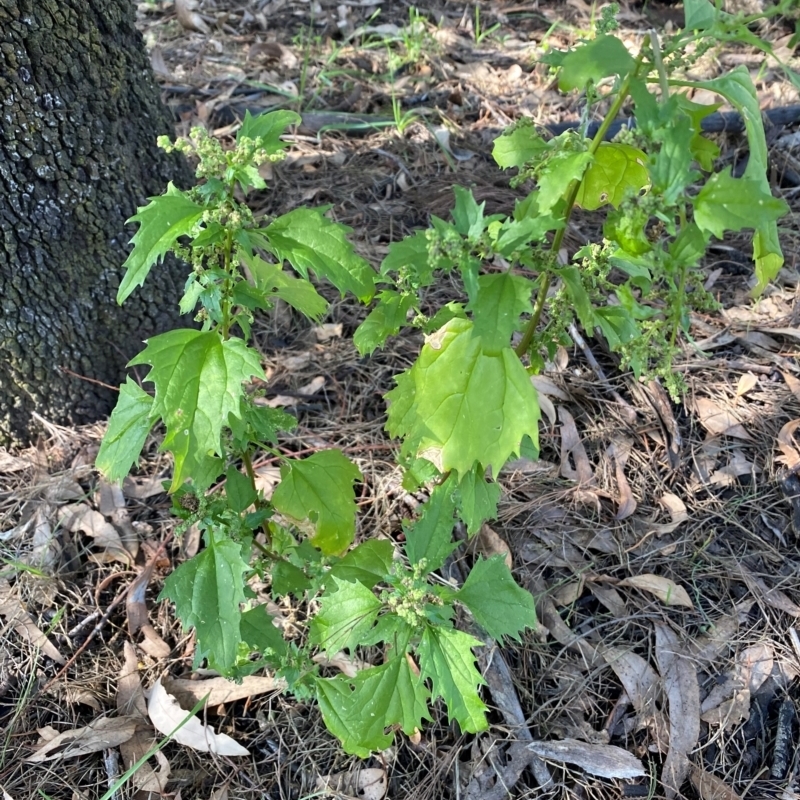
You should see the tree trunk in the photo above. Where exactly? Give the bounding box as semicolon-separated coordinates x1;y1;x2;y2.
0;0;192;446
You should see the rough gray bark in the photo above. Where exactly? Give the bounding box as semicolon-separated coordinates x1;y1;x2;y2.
0;0;192;446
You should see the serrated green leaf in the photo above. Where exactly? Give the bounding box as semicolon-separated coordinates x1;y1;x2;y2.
650;117;696;205
604;205;652;257
452;186;492;240
467;272;534;352
404;478;458;572
684;0;716;29
159;528;248;674
96;378;155;482
494;215;560;255
130;330;264;491
240;251;328;321
271;450;362;554
330;540;395;588
539;150;593;213
456;556;537;642
693;168;789;239
263;208;376;302
230;397;296;449
240;604;288;658
354;290;415;355
492;123;549;169
380;230;437;285
237;109;301;153
669;222;708;267
272;560;311;596
316;655;431;757
418;626;488;733
386;319;540;478
457;467;501;535
225;466;257;513
553;266;595;331
556;35;636;92
690;68;787;289
118;184;205;304
594;306;639;349
575;143;649;210
309;577;381;656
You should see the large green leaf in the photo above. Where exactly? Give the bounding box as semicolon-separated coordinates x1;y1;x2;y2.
354;290;415;356
240;604;288;658
240;251;328;321
129;330;264;491
309;577;381;655
316;655;431;757
456;556;537;642
386;319;540;478
575;143;650;210
263;207;376;302
404;478;458;572
330;540;395;588
556;35;636;92
492;123;549;169
380;230;437;285
418;625;488;733
538;150;593;214
684;0;716;29
693;168;789;239
118;184;205;304
159;528;249;674
457;466;501;536
467;272;534;352
96;378;155;482
271;450;362;554
650;117;696;205
237;109;301;153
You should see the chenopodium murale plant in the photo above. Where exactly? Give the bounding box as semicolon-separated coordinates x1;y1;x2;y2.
357;1;790;514
96;109;539;757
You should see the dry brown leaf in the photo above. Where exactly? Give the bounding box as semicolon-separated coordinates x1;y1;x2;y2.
0;451;33;472
646;492;689;535
552;577;585;607
607;439;636;520
690;602;753;664
313;323;343;341
527;739;646;779
58;503;132;563
693;397;752;440
26;717;138;762
700;689;750;729
602;646;659;717
620;574;693;608
530;374;569;401
739;566;800;617
735;373;758;396
147;679;249;755
162;675;284;709
709;450;759;486
312;651;370;678
783;372;800;402
317;766;387;800
588;583;628;617
116;641;147;719
140;624;172;659
690;764;743;800
174;0;210;33
558;407;595;484
253;465;281;499
776;419;800;471
475;523;512;569
655;624;700;799
740;644;773;693
122;475;166;499
0;581;65;664
537;593;600;665
120;725;171;795
267;376;326;407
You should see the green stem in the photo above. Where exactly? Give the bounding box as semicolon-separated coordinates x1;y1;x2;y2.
515;43;650;359
650;29;669;104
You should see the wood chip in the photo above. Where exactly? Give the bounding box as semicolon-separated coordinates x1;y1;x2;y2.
527;739;646;779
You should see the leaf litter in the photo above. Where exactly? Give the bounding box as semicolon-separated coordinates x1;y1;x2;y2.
4;0;800;798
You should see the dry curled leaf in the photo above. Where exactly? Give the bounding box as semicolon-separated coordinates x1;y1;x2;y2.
116;641;147;719
690;764;743;800
558;407;595;484
693;397;752;440
147;678;249;755
776;419;800;472
735;373;758;396
739;566;800;617
655;624;700;799
175;0;210;33
527;739;646;779
26;717;137;763
475;523;512;569
0;581;65;664
620;574;693;608
317;766;387;800
602;646;659;717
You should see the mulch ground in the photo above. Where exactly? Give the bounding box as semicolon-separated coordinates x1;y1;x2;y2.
2;1;800;798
